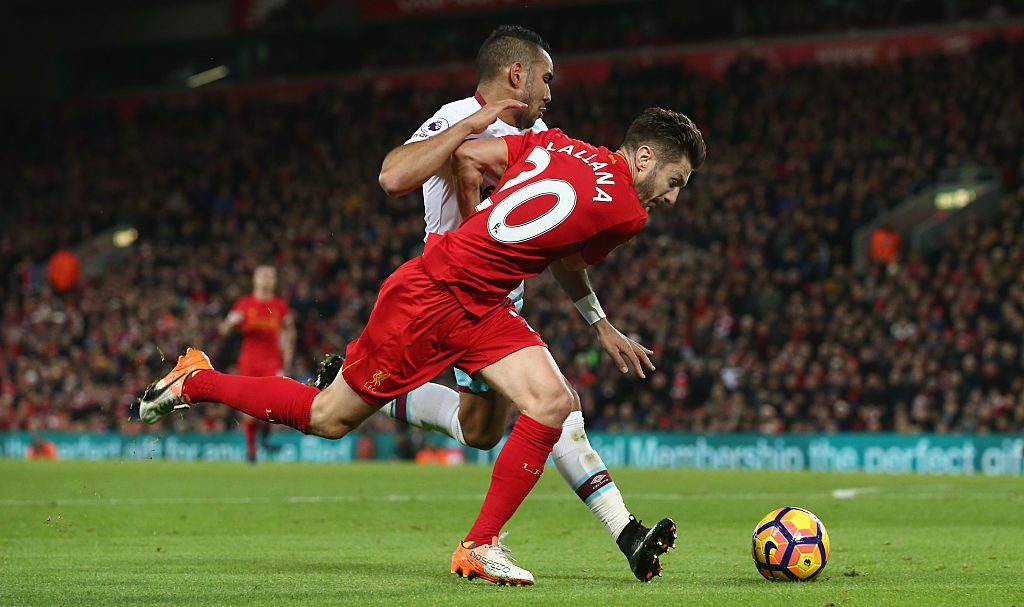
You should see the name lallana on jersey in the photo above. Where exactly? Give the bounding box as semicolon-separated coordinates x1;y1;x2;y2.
543;141;617;202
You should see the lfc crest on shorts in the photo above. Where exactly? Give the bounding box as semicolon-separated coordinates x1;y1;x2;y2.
363;370;390;393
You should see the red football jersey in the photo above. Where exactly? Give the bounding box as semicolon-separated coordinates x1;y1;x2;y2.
421;129;647;317
231;294;289;374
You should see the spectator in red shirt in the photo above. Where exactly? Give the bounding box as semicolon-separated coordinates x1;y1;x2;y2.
870;224;901;265
47;248;80;293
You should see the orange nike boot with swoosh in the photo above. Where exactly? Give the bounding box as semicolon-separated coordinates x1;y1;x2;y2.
137;348;213;424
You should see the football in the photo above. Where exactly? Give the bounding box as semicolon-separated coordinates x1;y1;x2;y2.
751;507;830;581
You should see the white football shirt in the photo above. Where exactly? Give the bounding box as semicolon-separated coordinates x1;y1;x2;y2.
406;92;548;239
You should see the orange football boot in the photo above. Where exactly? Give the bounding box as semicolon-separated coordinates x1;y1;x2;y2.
137;348;213;424
451;534;535;586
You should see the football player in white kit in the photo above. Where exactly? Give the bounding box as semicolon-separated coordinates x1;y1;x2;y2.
324;26;676;584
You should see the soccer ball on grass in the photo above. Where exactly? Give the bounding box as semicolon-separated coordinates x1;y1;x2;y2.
751;506;830;581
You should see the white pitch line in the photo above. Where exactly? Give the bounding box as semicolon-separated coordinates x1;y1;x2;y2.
831;487;881;499
0;488;1017;508
0;492;768;507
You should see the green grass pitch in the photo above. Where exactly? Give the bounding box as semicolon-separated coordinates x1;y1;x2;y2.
1;459;1021;606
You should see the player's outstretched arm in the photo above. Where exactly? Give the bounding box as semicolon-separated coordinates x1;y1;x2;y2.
378;99;525;197
218;310;243;336
550;256;656;378
452;136;510;218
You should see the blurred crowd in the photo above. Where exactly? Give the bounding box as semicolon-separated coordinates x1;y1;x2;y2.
2;35;1023;435
350;0;1023;71
347;0;1001;70
62;0;1024;94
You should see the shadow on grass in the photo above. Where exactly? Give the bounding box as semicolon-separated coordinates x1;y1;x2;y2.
537;573;631;583
724;575;837;586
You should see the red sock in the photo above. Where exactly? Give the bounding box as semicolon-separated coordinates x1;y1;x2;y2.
464;414;562;545
183;370;317;434
244;419;258;461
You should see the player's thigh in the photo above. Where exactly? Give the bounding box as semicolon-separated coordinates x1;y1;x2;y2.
510;293;579;414
452;286;525;399
475;346;572;427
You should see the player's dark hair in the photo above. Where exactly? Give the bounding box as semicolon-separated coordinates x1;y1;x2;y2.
622;108;706;170
475;25;551;82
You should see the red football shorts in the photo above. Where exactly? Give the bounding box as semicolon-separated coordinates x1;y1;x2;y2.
341;257;546;407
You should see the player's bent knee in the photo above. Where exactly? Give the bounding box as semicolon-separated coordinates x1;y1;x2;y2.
315;423;348;440
524;385;573;427
308;406;349;439
568;387;582;412
308;389;361;440
552;388;574;421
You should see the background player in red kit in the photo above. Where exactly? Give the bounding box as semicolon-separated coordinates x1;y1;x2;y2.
219;265;295;462
138;107;706;585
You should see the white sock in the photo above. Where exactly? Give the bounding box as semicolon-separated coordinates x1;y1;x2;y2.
381;382;466;446
552;410;633;539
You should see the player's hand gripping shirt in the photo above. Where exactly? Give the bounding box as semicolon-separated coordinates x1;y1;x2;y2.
421;129;648;317
408;93;547;237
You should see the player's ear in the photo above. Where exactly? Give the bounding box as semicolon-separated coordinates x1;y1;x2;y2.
634;145;655;174
508;61;525;89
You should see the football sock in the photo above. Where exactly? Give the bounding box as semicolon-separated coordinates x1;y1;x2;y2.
464;414;561;545
552;410;633;539
183;370;316;434
381;383;466;445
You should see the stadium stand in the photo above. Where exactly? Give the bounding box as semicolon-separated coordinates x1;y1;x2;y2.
1;31;1022;435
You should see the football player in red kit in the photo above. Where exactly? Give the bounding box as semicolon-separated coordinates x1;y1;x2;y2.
138;107;705;585
219;265;295;462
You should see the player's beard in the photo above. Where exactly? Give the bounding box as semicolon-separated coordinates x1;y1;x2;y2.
634;165;658;208
516;69;540;129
